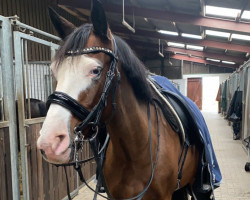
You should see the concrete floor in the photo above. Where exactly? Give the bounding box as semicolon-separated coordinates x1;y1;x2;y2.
73;112;250;200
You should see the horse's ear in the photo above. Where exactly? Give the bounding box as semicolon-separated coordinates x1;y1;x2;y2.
91;0;108;39
48;7;76;39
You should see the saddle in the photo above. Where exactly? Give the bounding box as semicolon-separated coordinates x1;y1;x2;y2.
149;78;213;199
149;78;201;146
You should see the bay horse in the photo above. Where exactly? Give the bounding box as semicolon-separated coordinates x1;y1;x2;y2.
37;1;200;199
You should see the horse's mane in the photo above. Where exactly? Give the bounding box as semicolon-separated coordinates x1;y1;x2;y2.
54;23;152;102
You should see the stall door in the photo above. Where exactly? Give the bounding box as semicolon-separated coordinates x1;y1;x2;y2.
187;78;202;110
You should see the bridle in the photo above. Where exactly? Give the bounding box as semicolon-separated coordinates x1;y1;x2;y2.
47;39;120;163
45;37;160;200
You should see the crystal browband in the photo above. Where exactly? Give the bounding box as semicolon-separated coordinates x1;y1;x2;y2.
66;46;117;60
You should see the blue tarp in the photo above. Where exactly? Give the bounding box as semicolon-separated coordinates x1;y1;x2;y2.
151;75;222;189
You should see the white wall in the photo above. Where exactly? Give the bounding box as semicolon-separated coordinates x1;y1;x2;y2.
172;79;187;96
171;73;231;112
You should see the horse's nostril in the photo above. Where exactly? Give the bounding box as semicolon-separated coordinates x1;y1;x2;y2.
58;134;66;142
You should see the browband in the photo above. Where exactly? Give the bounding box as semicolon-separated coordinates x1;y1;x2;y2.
66;46;118;61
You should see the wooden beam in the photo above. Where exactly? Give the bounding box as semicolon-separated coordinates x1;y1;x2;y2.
124;39;246;64
58;0;250;34
170;54;239;68
121;40;240;69
165;47;246;64
112;26;250;53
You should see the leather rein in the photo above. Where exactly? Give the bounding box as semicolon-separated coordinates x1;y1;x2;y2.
46;38;160;200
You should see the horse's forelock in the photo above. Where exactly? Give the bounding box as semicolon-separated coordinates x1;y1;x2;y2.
54;23;93;66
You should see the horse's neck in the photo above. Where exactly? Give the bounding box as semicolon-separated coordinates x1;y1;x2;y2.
107;79;154;163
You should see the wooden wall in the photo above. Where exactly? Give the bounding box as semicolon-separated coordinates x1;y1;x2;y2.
0;128;13;200
144;57;234;79
0;0;83;61
25;123;95;200
0;2;95;199
0;0;82;35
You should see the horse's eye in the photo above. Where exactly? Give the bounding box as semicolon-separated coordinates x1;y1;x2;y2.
91;67;102;77
92;69;100;75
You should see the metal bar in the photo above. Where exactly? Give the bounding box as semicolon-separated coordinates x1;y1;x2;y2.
0;121;10;128
14;20;61;41
158;39;164;58
24;117;45;125
122;0;135;33
24;40;31;119
51;47;56;93
0;59;4;121
28;63;32;101
28;61;51;64
0;98;4;121
32;63;35;100
14;31;59;49
35;64;39;99
0;16;20;200
42;63;46;101
14;31;30;200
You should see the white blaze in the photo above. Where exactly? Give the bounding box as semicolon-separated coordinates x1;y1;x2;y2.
37;55;102;162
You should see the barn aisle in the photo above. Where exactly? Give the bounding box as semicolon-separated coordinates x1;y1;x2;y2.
203;112;250;200
73;112;250;200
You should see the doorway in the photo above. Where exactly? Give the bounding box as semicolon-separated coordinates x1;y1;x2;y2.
187;78;202;110
202;76;220;112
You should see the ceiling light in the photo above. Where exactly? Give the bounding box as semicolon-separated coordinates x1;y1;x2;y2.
181;33;202;39
205;30;230;38
205;5;240;19
231;33;250;41
186;44;204;51
206;58;220;62
157;30;179;36
167;42;185;48
241;11;250;20
222;61;235;65
176;52;187;55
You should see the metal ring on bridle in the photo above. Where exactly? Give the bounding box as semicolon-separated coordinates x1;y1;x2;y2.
83;123;99;142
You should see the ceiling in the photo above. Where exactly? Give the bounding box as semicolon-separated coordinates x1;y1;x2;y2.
53;0;250;69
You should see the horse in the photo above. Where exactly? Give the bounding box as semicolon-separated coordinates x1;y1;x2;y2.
37;1;200;199
0;98;46;121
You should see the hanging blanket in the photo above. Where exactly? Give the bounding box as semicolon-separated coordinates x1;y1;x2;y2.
151;75;222;200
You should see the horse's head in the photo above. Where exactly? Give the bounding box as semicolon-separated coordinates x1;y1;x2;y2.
37;0;118;164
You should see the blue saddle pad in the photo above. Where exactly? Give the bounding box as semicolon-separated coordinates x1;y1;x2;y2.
151;76;222;193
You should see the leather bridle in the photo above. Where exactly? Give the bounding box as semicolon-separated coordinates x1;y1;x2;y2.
47;39;120;161
45;38;160;200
